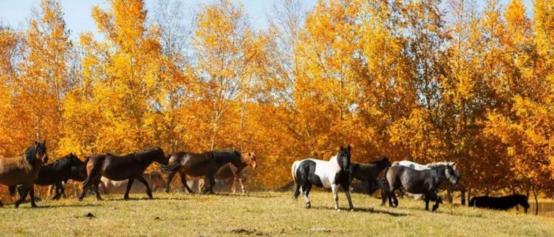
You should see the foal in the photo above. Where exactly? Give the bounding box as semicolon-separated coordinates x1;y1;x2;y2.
292;146;353;211
164;150;256;194
0;141;48;208
469;194;530;213
79;147;167;200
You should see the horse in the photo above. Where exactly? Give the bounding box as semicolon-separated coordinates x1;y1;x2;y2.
469;194;529;213
100;171;165;194
11;153;87;200
164;150;256;194
350;156;391;196
0;141;48;208
78;147;167;201
384;162;460;211
292;146;353;211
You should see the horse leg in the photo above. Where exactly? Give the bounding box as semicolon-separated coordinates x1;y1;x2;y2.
424;195;430;211
29;185;38;208
94;180;103;200
137;176;153;199
231;177;237;193
431;193;441;211
165;171;176;193
238;178;246;194
180;175;194;194
124;178;134;200
331;184;340;211
207;175;216;194
344;187;354;211
302;184;312;208
15;185;30;208
79;177;92;201
53;183;63;200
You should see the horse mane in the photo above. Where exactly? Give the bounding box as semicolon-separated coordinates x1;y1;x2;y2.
426;161;454;168
47;154;78;170
24;146;36;164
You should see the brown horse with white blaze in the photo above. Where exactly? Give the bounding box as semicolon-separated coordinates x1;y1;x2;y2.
79;147;167;201
0;141;48;208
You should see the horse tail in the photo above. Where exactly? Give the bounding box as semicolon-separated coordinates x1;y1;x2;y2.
291;161;298;182
291;161;301;199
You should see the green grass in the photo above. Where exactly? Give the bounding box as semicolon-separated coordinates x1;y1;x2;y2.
0;191;552;236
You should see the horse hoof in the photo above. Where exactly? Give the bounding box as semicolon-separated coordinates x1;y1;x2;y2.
336;208;341;212
305;203;311;209
349;208;355;212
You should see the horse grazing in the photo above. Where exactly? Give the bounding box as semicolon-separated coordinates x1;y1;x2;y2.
100;171;165;194
11;153;87;200
79;147;167;201
350;156;391;195
0;141;48;208
469;194;529;213
164;150;256;194
385;162;460;211
292;146;353;211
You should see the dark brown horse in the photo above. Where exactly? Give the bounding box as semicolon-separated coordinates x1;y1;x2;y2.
0;141;48;208
350;156;391;196
78;147;167;201
164;150;256;194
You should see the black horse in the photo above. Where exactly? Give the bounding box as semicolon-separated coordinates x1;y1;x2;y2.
164;150;256;194
79;147;167;201
385;162;460;211
469;194;530;213
10;153;87;200
350;156;391;196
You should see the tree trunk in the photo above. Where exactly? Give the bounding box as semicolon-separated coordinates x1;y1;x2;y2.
532;186;539;216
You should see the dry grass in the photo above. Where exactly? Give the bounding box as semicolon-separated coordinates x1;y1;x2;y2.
0;191;552;236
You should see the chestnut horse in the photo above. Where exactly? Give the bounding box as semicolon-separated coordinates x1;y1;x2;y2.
0;141;48;208
79;147;167;201
164;150;256;194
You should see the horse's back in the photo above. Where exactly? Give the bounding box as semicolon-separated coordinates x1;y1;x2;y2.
0;156;37;185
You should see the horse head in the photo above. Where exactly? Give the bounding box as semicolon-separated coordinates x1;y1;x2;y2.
377;156;391;168
240;152;257;169
336;145;352;171
67;153;88;181
26;141;48;165
444;163;461;184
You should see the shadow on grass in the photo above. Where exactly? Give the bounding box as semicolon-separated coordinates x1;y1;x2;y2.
20;203;102;209
312;206;409;217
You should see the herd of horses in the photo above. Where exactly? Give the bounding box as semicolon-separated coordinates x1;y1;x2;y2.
291;146;531;213
0;141;530;214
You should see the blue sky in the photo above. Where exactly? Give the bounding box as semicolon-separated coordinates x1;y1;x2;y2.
0;0;317;38
0;0;532;39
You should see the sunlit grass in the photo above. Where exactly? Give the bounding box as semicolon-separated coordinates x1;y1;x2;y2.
0;191;552;236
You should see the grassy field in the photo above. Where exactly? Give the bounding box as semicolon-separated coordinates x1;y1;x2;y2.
0;191;552;237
